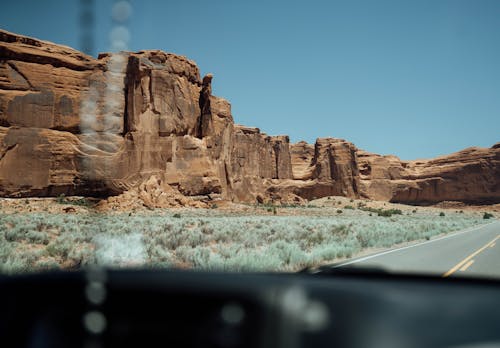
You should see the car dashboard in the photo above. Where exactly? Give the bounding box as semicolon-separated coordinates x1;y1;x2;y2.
1;268;500;348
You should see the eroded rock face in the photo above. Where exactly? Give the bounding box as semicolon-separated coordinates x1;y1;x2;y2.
358;145;500;204
0;126;81;196
0;29;498;205
291;141;314;180
285;138;361;200
393;146;499;204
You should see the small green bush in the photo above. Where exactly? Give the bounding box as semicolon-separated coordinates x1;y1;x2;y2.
387;209;403;215
336;209;343;214
439;212;445;217
344;205;355;210
173;213;181;218
356;233;370;248
71;198;92;207
56;194;67;204
361;207;402;217
483;212;494;219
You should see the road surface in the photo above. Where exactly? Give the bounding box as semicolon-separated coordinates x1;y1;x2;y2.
335;221;500;278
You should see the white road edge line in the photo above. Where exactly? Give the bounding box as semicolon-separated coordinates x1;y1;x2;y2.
333;220;498;268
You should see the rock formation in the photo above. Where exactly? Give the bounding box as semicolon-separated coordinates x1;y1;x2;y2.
0;29;498;205
357;144;500;205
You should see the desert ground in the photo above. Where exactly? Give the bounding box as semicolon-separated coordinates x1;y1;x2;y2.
0;196;496;273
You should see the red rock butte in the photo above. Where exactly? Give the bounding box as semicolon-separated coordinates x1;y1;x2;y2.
0;30;498;205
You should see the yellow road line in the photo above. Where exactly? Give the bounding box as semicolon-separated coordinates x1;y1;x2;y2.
459;260;474;271
443;234;500;277
490;242;496;248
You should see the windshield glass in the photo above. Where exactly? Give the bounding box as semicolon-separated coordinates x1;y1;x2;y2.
0;0;498;278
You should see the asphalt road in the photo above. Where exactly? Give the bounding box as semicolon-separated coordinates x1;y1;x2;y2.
335;221;500;278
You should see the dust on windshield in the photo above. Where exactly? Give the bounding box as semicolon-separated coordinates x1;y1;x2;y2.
0;0;498;277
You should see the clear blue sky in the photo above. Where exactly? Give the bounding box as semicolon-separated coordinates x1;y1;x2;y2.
2;0;499;160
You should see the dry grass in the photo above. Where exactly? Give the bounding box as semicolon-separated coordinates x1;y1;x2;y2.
0;197;492;273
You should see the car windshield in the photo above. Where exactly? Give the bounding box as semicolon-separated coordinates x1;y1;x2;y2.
0;0;498;278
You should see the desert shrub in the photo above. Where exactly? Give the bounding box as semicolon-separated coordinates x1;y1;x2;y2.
210;248;284;272
147;244;174;266
269;241;308;268
483;212;494;219
173;213;181;218
71;198;93;207
25;231;50;245
0;210;489;273
361;207;402;217
357;202;366;208
0;256;30;273
56;193;67;204
68;245;96;266
356;233;370;248
35;259;61;271
377;210;392;217
305;230;327;247
439;212;445;217
385;209;402;215
1;247;47;273
344;205;355;210
46;236;74;259
336;210;343;214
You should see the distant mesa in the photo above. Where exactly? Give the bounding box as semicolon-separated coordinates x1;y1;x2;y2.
0;29;498;206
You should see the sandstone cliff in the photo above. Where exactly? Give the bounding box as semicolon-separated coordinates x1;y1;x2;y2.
357;144;500;205
0;30;498;205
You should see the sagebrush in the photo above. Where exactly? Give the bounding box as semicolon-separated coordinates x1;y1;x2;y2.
0;211;486;273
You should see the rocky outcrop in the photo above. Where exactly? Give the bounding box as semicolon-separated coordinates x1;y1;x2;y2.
358;145;500;204
286;138;360;200
97;175;207;211
0;29;498;205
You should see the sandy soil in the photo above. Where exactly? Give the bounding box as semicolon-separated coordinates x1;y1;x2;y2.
0;195;497;217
